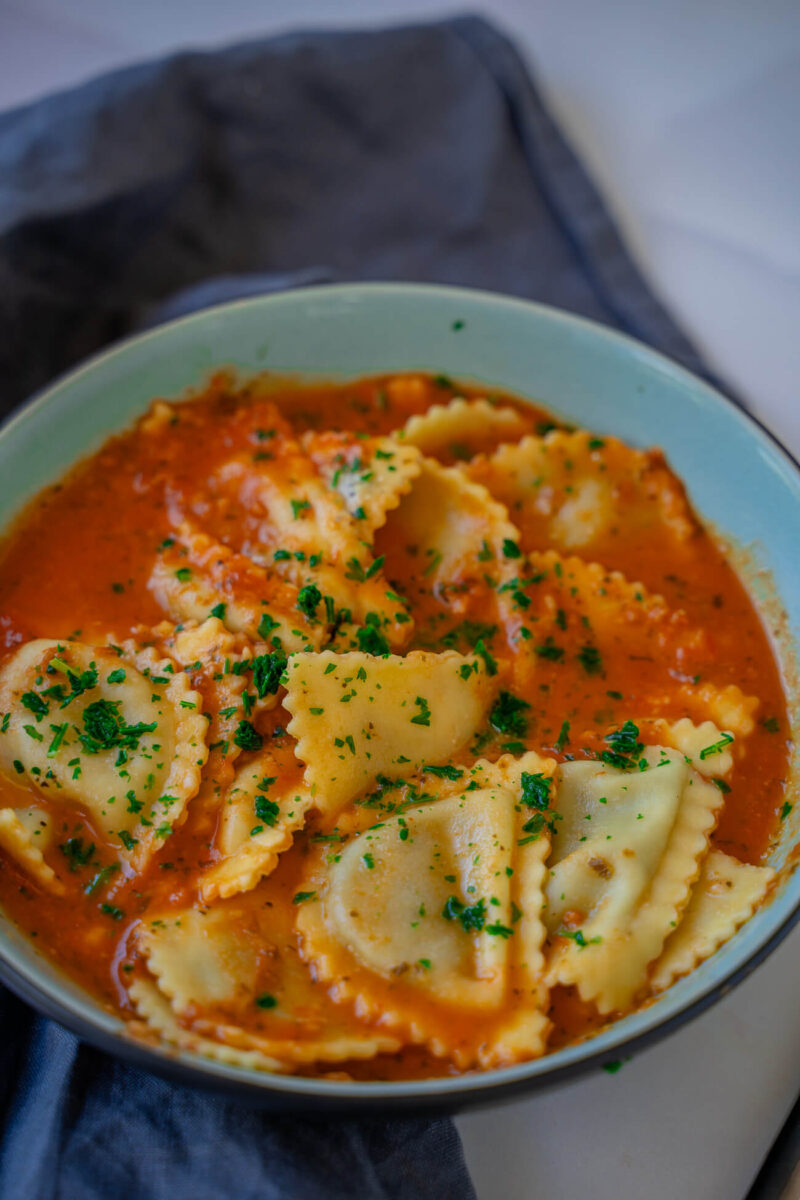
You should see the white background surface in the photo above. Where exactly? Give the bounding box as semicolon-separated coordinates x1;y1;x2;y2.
1;3;799;1197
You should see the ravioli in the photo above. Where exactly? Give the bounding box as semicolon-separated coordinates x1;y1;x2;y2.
200;747;311;902
283;650;497;818
544;747;723;1013
0;805;62;893
150;523;323;653
650;851;774;990
467;430;699;559
0;639;207;867
400;398;527;461
134;900;404;1067
0;370;785;1085
208;441;409;648
297;777;552;1067
302;432;422;533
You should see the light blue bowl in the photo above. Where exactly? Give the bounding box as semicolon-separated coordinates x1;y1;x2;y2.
1;283;797;1111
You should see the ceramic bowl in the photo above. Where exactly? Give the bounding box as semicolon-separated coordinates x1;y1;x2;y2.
1;283;797;1111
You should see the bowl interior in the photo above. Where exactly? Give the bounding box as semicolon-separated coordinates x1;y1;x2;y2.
1;283;797;1107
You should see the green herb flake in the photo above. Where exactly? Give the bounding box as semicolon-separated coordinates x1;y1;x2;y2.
442;895;486;932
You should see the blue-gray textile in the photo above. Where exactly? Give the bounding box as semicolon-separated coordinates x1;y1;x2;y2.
0;15;719;1200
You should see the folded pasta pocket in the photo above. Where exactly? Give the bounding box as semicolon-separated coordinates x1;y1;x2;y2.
651;850;774;991
133;902;402;1070
0;639;207;868
467;430;699;557
200;748;311;902
400;398;527;462
150;524;323;653
302;432;422;533
211;444;409;648
0;804;62;893
376;459;520;603
544;747;723;1014
297;785;552;1068
284;650;496;818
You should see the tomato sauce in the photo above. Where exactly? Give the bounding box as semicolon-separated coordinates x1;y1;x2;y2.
0;372;790;1075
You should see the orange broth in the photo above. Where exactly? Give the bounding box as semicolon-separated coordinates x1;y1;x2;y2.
0;371;790;1077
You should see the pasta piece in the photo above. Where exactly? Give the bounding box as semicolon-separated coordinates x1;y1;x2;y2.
651;851;774;991
200;748;311;902
0;640;207;867
679;682;759;738
129;978;402;1071
144;619;276;820
297;783;551;1068
283;650;496;818
467;431;699;558
375;459;521;646
422;750;558;802
510;550;697;673
137;906;265;1015
209;444;409;648
302;432;422;533
128;978;285;1072
655;717;734;778
0;806;63;894
400;398;527;461
544;747;723;1013
150;523;322;653
504;553;754;741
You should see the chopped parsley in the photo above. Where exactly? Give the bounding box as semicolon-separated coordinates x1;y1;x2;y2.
502;539;522;559
297;583;322;620
78;700;156;754
254;795;280;827
59;837;95;871
486;922;514;938
21;691;49;720
233;721;263;752
577;645;604;675
535;637;564;662
257;612;281;641
442;896;486;932
423;765;464;780
520;772;552;810
555;720;570;752
292;891;317;904
410;696;431;727
600;720;643;770
489;691;530;738
250;652;287;698
698;732;734;761
469;638;496;677
356;624;390;656
256;994;278;1009
559;927;602;949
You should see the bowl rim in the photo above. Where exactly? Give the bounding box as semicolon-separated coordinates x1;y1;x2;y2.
1;280;798;1111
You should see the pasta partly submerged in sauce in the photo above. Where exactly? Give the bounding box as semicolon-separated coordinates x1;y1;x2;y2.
0;373;790;1079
